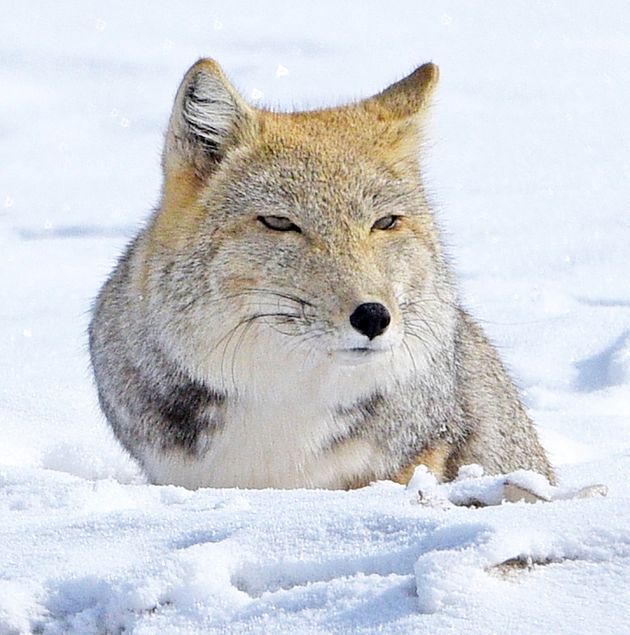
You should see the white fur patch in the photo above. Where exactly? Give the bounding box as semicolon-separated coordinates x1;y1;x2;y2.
183;72;237;148
143;402;384;490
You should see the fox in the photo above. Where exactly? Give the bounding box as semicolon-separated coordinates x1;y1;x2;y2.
89;58;555;490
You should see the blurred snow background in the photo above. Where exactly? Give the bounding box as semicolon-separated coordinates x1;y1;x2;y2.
1;1;629;633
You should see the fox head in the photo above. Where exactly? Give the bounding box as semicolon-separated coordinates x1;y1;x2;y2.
145;59;457;399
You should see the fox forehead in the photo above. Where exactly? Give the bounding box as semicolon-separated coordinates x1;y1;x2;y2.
208;111;424;224
220;155;417;225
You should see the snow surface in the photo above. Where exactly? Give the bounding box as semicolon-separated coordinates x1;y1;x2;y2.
1;1;630;633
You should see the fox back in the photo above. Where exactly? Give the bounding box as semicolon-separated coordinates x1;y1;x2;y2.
89;59;554;489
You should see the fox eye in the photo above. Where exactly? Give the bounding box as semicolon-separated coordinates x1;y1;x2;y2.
257;215;302;233
371;215;400;231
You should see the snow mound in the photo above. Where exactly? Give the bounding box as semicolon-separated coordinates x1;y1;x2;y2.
407;464;607;508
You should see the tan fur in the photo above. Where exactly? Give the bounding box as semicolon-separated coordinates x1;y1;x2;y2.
151;166;205;250
390;441;452;485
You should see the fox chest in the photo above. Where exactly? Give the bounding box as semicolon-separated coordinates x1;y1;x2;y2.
143;395;385;490
208;399;385;489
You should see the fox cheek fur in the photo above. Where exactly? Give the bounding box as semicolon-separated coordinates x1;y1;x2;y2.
89;58;554;489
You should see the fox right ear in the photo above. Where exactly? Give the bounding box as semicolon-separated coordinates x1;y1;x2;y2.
164;59;254;176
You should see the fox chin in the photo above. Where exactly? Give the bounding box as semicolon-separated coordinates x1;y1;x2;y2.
89;58;555;490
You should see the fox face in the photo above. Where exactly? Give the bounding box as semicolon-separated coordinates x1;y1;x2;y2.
144;60;455;401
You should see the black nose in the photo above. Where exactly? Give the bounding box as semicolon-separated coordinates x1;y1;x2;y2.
349;302;391;340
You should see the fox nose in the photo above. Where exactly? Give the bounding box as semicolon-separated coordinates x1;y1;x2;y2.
349;302;391;340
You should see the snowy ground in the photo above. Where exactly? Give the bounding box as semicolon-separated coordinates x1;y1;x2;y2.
1;2;629;633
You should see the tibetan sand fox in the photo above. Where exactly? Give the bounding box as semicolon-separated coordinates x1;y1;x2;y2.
89;59;554;490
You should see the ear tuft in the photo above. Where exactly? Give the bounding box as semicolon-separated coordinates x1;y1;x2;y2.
182;67;241;156
164;59;252;175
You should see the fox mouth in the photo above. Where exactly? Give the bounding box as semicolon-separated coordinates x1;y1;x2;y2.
332;346;391;364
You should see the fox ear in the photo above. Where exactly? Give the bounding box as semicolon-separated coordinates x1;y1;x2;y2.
365;63;439;121
164;58;254;176
361;63;439;169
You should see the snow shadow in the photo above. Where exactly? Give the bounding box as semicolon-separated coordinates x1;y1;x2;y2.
17;224;137;240
574;329;630;392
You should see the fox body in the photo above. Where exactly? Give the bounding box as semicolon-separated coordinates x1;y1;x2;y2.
89;59;554;489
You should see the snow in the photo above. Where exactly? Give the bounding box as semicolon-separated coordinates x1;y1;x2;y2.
1;1;630;633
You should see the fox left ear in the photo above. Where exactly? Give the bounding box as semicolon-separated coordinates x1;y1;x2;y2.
163;58;255;177
364;63;439;121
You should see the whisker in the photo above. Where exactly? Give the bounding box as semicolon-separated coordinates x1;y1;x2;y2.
180;285;315;315
403;338;418;376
